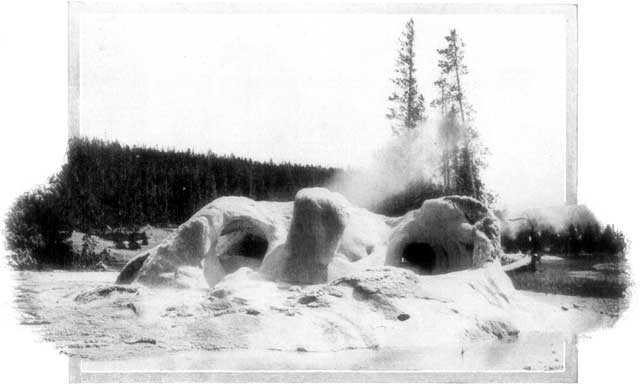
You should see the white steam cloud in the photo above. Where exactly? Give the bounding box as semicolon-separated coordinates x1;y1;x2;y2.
326;122;442;209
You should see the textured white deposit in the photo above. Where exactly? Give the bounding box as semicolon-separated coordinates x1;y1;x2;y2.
118;189;500;287
106;188;547;352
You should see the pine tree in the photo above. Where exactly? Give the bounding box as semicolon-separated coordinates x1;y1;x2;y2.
386;19;426;135
434;29;485;200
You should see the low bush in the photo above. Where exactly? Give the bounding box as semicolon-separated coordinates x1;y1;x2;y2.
7;249;38;270
4;182;73;268
128;232;141;250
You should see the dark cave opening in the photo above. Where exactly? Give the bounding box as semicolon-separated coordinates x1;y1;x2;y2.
401;242;437;274
235;233;269;259
218;232;269;274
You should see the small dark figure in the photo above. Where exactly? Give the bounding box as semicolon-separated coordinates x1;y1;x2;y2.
529;228;541;272
509;216;543;272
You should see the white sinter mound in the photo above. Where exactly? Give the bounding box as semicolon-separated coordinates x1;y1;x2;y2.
117;188;398;288
107;188;543;351
386;196;502;273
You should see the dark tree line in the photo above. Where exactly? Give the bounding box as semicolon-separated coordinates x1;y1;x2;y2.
502;222;626;257
59;138;337;230
4;138;338;267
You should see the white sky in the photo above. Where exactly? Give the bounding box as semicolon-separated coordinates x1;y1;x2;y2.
78;11;566;210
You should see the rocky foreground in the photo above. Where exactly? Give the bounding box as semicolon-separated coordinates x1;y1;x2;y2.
13;266;619;370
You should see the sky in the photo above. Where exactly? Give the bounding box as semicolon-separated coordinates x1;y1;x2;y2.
77;10;567;211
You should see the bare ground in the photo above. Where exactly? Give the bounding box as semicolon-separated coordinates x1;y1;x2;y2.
11;269;624;372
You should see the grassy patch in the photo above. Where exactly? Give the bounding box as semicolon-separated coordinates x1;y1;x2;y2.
507;255;630;298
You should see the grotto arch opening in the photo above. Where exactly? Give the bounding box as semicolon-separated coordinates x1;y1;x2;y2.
400;242;445;274
215;230;270;274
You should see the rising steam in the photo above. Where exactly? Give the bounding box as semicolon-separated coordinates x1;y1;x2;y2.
326;121;442;209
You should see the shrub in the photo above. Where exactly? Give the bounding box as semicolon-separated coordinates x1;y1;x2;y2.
7;249;38;270
114;238;127;249
81;233;97;255
76;233;100;267
4;183;72;268
128;232;141;250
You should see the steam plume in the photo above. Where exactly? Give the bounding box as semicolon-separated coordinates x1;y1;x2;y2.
326;122;441;209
